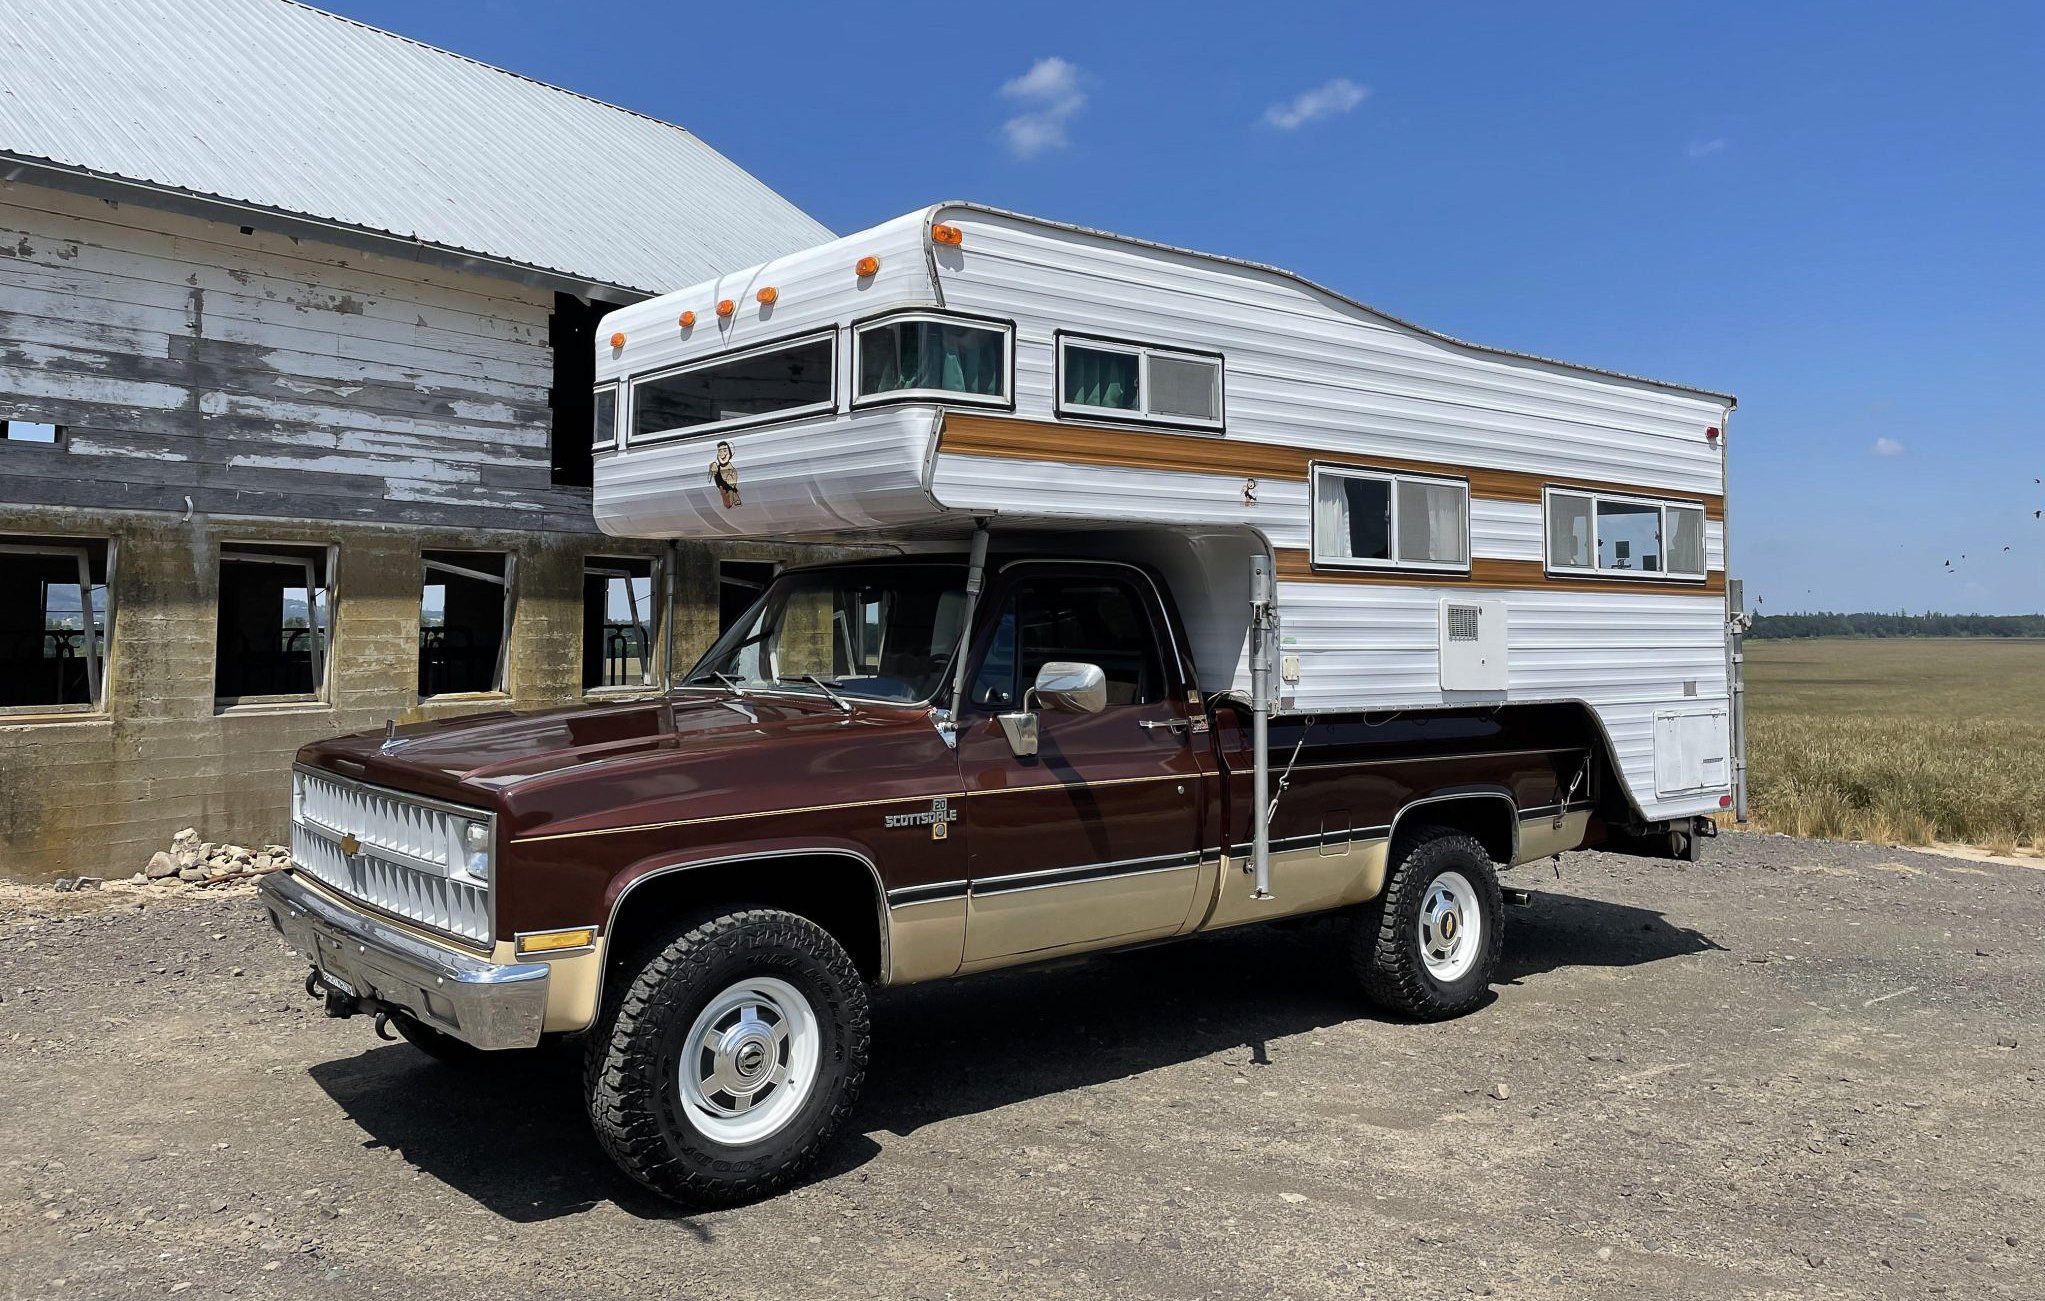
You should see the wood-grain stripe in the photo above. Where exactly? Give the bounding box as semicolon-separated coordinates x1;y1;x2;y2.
941;414;1725;518
1274;550;1727;596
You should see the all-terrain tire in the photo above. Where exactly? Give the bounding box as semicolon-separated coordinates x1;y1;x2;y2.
1351;827;1505;1020
584;907;870;1208
389;1009;491;1068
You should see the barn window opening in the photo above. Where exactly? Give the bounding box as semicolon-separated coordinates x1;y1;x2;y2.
584;556;662;691
549;293;628;488
719;560;779;631
215;544;332;705
2;420;62;444
420;550;514;697
0;536;110;712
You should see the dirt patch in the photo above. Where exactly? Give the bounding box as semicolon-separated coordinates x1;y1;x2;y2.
1;835;2040;1299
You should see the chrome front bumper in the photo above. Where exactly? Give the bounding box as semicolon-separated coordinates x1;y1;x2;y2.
258;871;549;1051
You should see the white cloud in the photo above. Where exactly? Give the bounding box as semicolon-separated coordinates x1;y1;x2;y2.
1263;77;1368;130
1873;437;1905;457
1001;57;1085;158
1686;137;1727;159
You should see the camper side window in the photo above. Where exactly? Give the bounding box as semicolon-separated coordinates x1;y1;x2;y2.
1056;336;1223;429
1311;466;1470;573
853;313;1012;407
630;332;835;444
1545;489;1708;580
591;385;618;452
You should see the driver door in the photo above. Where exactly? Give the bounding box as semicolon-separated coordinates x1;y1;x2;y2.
955;563;1204;967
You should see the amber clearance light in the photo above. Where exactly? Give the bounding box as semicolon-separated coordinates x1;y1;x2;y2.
855;255;880;277
756;286;778;305
608;331;626;349
930;223;963;246
716;298;735;318
516;927;596;956
678;310;696;328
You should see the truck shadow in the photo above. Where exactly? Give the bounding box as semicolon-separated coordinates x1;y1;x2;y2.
304;889;1715;1225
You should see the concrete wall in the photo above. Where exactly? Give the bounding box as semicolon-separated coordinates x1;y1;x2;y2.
0;502;832;880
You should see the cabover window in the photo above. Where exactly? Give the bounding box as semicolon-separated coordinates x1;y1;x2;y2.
591;384;618;452
1056;336;1223;429
631;332;834;443
853;313;1011;406
1546;489;1707;579
1312;466;1471;572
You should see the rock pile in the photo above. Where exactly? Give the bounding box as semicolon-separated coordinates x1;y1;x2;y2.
137;828;296;889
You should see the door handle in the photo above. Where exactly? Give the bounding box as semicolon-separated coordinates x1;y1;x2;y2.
1139;718;1191;734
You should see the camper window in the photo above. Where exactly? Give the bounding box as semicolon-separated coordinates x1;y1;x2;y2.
1312;466;1470;573
853;313;1011;407
1545;489;1708;580
630;332;835;444
591;384;618;452
1056;336;1223;429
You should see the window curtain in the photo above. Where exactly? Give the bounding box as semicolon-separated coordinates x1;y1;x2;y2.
1064;347;1137;409
1314;474;1351;558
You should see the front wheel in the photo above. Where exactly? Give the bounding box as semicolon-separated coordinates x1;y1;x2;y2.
584;908;869;1208
1351;827;1505;1020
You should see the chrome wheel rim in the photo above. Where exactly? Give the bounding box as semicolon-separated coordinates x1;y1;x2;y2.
677;976;819;1146
1418;870;1482;982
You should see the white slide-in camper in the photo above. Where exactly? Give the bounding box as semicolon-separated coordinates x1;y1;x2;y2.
591;203;1743;864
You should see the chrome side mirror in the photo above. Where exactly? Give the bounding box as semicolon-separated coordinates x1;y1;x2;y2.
1030;661;1107;715
995;662;1106;758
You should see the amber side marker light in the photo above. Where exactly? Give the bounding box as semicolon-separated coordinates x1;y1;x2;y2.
517;927;596;956
678;310;696;328
716;298;736;318
930;223;963;246
855;255;881;277
756;286;778;305
608;331;626;349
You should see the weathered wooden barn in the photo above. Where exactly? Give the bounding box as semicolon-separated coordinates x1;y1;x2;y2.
0;0;832;879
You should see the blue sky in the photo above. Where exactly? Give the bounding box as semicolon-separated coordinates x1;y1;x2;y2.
333;0;2045;615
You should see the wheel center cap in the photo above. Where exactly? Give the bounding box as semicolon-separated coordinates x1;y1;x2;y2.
1439;911;1457;941
735;1041;768;1077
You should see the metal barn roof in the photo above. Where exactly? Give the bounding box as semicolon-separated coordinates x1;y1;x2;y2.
0;0;832;296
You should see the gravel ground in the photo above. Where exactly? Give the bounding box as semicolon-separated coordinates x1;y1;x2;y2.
1;832;2039;1300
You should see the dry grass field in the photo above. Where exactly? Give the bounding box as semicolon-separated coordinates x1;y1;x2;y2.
1744;637;2045;852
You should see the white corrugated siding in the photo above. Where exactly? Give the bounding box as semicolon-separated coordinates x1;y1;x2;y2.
0;0;830;294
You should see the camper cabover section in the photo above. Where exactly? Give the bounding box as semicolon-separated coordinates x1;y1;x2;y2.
592;203;1738;831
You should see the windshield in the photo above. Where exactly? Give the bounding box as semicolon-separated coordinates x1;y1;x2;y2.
686;564;968;704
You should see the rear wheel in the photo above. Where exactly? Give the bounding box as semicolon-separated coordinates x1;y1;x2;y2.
584;907;869;1208
1351;827;1504;1020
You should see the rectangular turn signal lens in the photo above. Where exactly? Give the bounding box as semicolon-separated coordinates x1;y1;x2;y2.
930;223;963;246
517;927;596;955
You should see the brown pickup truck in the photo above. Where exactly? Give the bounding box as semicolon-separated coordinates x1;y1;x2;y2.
260;552;1624;1207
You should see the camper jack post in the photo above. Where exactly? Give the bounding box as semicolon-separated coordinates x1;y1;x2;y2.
1249;552;1276;900
941;522;992;746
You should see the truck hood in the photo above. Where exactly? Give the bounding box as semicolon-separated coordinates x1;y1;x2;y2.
296;691;931;805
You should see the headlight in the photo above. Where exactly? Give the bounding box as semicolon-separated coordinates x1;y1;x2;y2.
462;820;492;881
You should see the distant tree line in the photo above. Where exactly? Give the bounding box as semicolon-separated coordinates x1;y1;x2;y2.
1748;611;2045;639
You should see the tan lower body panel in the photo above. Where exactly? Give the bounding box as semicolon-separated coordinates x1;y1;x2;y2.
886;895;968;985
1200;838;1391;932
961;863;1200;969
1514;810;1592;863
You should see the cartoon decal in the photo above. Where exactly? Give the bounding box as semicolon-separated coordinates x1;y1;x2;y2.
709;440;742;509
1242;476;1258;506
